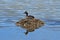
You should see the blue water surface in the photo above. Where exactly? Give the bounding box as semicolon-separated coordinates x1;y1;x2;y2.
0;0;60;40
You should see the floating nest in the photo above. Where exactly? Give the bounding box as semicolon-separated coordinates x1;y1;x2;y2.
16;11;44;35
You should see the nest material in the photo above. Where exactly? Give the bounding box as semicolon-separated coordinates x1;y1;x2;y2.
16;11;45;35
16;18;44;32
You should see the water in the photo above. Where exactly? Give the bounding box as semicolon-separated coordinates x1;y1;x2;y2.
0;0;60;40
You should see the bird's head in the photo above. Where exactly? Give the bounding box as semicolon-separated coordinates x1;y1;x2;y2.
24;11;28;16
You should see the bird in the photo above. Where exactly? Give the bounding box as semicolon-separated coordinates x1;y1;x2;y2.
24;11;35;19
16;11;44;35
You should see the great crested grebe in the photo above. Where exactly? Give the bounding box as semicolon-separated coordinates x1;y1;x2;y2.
24;11;35;19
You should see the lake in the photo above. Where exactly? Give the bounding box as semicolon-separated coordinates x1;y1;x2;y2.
0;0;60;40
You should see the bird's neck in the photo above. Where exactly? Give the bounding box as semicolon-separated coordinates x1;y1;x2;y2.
26;13;28;16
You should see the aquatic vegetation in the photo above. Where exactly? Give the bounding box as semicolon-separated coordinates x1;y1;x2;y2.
16;11;44;35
